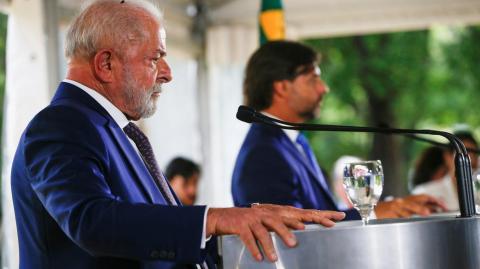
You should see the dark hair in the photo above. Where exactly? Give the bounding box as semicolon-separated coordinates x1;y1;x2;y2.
411;146;446;187
243;40;318;110
165;157;200;182
454;130;478;149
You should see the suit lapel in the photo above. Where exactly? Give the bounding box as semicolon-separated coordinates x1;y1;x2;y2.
279;132;321;180
107;122;166;204
274;128;338;205
53;82;168;204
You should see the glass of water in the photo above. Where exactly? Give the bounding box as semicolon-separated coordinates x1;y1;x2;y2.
343;160;384;225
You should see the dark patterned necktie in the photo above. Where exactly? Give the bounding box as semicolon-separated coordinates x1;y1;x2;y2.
123;122;177;205
124;123;209;268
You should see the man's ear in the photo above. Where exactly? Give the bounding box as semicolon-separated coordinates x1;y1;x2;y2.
272;80;290;99
93;49;115;83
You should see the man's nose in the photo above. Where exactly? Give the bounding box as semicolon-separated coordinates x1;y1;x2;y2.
317;79;329;94
157;59;172;83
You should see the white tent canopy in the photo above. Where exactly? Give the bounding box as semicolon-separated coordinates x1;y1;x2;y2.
1;0;480;267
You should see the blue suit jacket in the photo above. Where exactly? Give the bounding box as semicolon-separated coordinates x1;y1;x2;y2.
11;83;216;269
231;123;360;221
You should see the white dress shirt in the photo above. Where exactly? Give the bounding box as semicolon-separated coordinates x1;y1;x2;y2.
412;174;459;211
261;112;303;152
63;79;209;250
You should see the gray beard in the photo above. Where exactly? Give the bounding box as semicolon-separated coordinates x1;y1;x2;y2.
123;72;162;119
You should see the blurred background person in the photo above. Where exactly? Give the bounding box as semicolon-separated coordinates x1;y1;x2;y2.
412;128;479;211
165;157;201;206
455;130;480;171
409;146;448;191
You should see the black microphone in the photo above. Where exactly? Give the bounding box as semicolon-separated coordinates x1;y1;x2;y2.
236;105;476;218
236;105;256;123
378;122;480;154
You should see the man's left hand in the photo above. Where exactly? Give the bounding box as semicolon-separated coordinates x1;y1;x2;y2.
374;194;448;219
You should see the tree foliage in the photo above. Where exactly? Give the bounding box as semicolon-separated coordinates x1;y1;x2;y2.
303;26;480;196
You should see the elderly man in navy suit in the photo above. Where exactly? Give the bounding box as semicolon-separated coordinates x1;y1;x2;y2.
10;2;346;269
232;40;445;221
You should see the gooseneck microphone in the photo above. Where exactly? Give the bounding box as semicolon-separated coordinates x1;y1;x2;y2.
236;105;476;218
379;123;480;154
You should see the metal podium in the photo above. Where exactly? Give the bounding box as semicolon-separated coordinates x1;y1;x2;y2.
219;213;480;269
228;107;480;268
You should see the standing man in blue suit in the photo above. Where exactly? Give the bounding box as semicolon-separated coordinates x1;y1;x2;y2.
10;2;346;269
232;40;445;220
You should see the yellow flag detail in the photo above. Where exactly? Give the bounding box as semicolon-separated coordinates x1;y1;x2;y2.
260;10;285;41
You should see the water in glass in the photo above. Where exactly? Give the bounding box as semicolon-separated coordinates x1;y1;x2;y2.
343;160;384;225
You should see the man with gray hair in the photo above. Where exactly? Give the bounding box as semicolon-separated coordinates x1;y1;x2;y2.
10;1;345;269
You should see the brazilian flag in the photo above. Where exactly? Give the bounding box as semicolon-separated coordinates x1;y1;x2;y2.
259;0;285;45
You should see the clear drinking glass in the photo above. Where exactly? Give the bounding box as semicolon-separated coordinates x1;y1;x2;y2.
343;160;384;225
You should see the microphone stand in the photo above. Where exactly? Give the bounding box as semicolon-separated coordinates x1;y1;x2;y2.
236;106;477;218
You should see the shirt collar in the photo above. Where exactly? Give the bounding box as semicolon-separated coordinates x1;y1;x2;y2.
63;79;130;129
260;111;300;143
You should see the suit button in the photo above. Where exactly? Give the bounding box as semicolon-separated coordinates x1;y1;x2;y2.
167;251;175;259
159;250;168;259
150;250;162;259
150;250;159;258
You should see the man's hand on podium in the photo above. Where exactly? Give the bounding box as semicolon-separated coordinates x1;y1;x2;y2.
374;194;448;219
206;204;345;262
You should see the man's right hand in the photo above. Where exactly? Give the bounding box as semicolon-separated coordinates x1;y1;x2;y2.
206;204;345;262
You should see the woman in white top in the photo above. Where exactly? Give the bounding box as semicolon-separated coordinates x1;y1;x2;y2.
412;131;479;211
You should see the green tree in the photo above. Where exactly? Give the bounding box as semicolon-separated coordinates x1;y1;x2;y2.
305;31;430;196
304;26;480;197
436;26;480;126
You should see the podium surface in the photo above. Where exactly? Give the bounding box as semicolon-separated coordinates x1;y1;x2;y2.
220;214;480;269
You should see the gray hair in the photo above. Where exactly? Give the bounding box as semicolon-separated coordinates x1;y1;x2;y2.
65;0;163;60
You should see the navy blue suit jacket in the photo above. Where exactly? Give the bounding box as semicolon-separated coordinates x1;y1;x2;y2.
231;123;360;221
11;83;216;269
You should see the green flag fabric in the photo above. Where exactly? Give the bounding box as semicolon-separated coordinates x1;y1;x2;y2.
259;0;285;45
